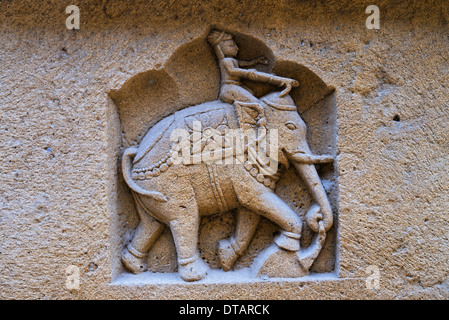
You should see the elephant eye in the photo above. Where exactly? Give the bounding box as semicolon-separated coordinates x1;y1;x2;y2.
285;122;297;130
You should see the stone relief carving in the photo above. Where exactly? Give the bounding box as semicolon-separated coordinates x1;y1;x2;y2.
114;29;337;282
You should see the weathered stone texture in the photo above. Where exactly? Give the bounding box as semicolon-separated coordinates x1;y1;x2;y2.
0;0;448;299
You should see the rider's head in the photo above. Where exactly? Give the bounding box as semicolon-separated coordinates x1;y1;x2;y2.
207;29;238;58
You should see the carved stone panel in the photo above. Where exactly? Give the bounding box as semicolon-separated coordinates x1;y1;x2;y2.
109;28;338;282
3;0;449;301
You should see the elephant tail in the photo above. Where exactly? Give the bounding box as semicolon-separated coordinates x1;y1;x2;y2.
122;147;168;202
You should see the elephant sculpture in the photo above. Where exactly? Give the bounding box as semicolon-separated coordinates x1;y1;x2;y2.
120;89;334;281
120;29;334;281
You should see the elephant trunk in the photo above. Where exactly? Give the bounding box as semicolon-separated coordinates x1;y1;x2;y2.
291;159;333;232
122;147;168;202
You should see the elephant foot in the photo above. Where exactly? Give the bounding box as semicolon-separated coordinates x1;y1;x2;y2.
121;245;148;274
178;254;209;282
218;238;240;271
274;231;300;252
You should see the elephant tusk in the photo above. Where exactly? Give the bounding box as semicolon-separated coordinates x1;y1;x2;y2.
289;152;334;164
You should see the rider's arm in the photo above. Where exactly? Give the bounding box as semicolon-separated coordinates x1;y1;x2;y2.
237;56;267;68
237;60;257;68
223;58;287;86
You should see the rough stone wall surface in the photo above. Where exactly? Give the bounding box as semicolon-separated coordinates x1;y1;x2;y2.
0;0;448;299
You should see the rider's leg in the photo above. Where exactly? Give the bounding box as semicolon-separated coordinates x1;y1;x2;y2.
219;84;260;104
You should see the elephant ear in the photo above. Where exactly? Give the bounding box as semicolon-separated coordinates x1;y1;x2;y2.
234;101;266;130
185;115;201;134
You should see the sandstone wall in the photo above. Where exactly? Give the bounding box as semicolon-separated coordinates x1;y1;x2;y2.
0;0;448;299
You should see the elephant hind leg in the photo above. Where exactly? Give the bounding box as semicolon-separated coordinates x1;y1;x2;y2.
121;196;165;274
218;207;260;271
169;205;208;282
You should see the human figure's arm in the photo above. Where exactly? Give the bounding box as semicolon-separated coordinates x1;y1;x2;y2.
238;56;268;68
223;58;298;88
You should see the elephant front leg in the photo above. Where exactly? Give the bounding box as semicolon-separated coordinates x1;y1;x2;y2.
218;207;261;271
240;191;303;252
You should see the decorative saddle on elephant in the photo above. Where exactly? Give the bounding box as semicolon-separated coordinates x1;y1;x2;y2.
130;98;283;189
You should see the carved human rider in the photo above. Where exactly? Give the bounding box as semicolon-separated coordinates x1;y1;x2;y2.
207;29;299;106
